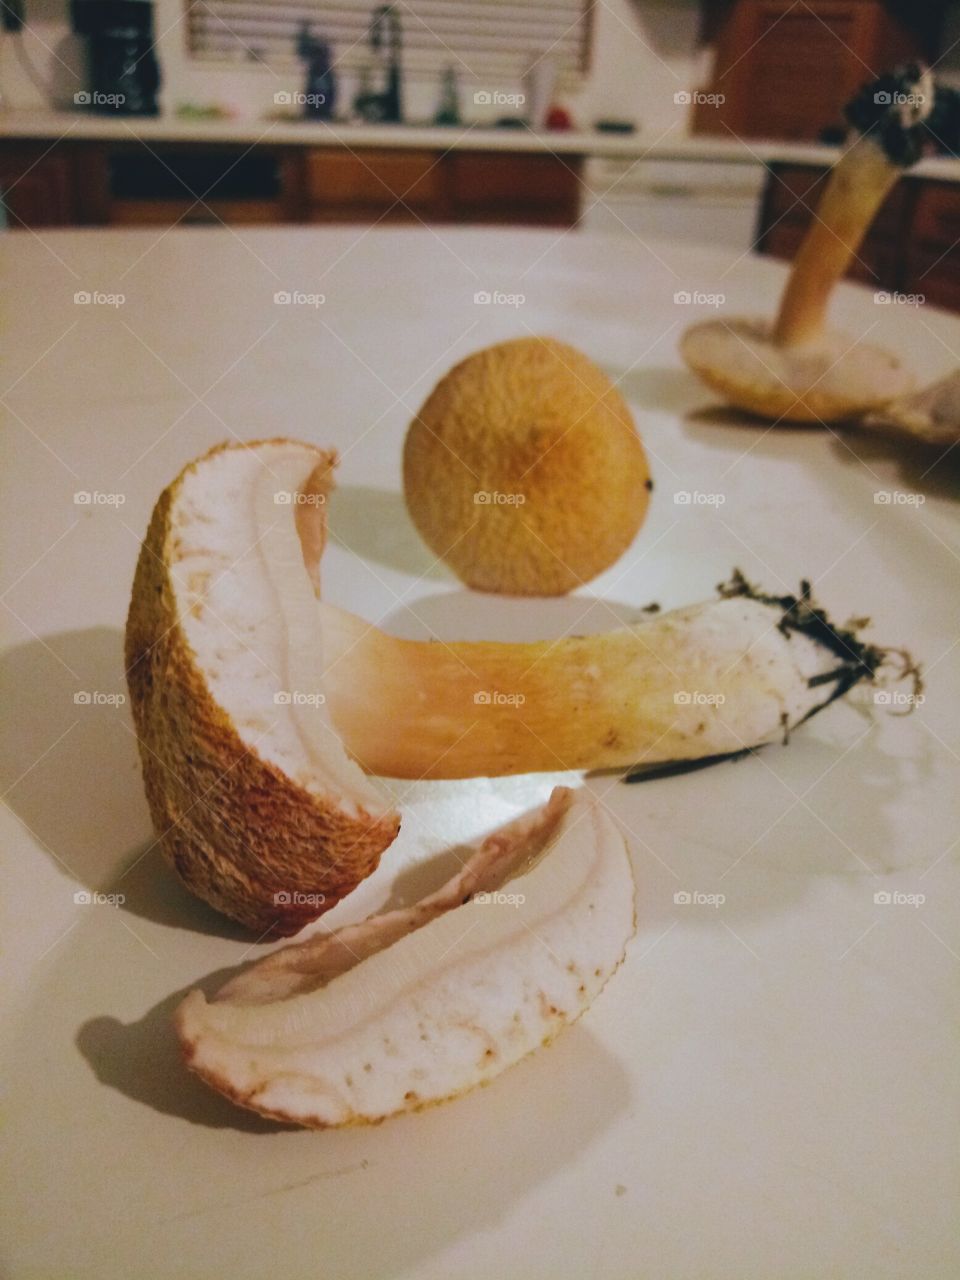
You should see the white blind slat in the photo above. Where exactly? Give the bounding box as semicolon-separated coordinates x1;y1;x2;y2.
187;0;589;78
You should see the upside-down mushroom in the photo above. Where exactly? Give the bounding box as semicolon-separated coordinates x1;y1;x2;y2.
682;66;957;424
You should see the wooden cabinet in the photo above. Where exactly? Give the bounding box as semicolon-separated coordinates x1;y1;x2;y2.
0;146;78;227
447;152;581;225
756;162;960;311
697;0;937;141
304;147;442;220
903;181;960;311
0;138;582;230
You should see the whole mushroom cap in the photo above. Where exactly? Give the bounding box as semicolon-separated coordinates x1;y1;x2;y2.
403;337;651;596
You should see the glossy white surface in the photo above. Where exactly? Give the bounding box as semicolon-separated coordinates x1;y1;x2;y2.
2;225;959;1279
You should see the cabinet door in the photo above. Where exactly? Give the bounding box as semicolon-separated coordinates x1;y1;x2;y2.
903;182;960;312
304;148;443;221
0;148;76;227
447;152;581;225
698;0;930;141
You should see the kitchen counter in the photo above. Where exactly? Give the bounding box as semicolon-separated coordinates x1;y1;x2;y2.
2;225;958;1280
4;108;960;179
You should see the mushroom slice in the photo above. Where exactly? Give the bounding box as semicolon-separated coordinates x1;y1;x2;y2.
125;439;400;937
176;787;635;1128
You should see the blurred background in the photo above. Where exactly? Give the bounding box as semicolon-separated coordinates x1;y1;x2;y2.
3;0;960;306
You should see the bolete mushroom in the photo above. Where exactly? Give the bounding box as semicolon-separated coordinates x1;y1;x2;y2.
682;66;956;424
127;439;906;933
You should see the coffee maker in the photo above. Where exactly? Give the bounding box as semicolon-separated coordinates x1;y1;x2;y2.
70;0;161;116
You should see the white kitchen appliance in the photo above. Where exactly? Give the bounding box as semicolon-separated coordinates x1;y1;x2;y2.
582;155;767;251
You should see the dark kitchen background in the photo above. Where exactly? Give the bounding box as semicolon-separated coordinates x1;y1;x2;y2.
3;0;960;307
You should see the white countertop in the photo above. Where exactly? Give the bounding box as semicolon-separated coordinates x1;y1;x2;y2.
2;225;959;1279
5;109;960;181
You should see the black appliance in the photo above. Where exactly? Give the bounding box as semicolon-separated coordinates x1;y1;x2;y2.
70;0;161;116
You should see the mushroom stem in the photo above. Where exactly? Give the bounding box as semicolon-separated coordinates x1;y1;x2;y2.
773;135;899;349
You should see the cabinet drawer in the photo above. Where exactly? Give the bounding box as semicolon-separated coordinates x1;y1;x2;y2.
0;147;76;227
449;152;580;220
910;181;960;250
304;148;441;209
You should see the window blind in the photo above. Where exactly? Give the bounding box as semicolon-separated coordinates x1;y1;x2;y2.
186;0;590;78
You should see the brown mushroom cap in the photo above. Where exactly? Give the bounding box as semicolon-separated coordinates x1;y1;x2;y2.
403;337;651;596
681;318;915;424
